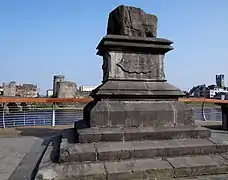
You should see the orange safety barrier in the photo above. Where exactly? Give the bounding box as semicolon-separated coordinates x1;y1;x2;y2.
0;97;93;103
179;97;228;104
0;97;227;104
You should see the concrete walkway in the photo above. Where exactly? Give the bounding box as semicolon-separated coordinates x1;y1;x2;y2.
0;125;70;180
0;136;41;180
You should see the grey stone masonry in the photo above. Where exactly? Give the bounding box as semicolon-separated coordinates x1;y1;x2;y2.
78;126;211;143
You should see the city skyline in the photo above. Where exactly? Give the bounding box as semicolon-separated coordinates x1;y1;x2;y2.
1;0;228;93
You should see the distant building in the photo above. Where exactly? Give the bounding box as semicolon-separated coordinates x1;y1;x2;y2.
3;81;17;96
189;74;228;99
46;89;53;97
53;75;65;98
216;74;225;88
15;84;38;97
56;81;77;98
79;85;97;92
189;85;208;98
2;82;38;97
206;85;228;98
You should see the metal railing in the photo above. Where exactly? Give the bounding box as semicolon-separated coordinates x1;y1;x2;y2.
0;105;223;129
0;106;83;128
0;97;224;128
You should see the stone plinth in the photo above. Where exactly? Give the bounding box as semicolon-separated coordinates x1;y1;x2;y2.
84;34;193;128
83;5;193;128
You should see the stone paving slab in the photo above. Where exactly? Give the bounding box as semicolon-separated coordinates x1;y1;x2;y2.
36;158;173;180
173;174;228;179
167;155;228;178
0;136;41;180
36;162;107;180
105;158;173;180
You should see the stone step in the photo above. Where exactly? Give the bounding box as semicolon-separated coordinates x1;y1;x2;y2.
174;174;228;179
60;138;227;163
36;155;228;180
77;126;211;143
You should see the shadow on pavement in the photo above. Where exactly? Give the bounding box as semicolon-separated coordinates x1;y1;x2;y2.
16;127;64;137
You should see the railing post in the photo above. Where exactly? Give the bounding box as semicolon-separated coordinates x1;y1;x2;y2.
2;103;5;129
52;103;55;126
201;102;206;121
23;110;26;126
221;104;228;130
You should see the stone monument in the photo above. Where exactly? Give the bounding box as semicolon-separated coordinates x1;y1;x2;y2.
35;5;228;180
84;5;193;128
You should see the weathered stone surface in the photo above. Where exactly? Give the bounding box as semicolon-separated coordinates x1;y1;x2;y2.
78;127;124;143
88;100;193;128
107;5;158;37
97;35;173;55
58;138;220;163
105;158;173;180
102;51;165;82
123;126;211;142
167;155;228;177
78;126;211;143
209;132;228;153
59;141;97;163
95;139;217;161
175;174;228;180
36;162;106;180
91;80;185;98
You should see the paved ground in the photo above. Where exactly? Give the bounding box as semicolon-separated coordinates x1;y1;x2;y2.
0;125;71;180
0;121;224;180
0;136;41;180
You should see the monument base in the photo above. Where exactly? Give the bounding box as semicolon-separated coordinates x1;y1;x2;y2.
83;80;193;128
84;99;193;128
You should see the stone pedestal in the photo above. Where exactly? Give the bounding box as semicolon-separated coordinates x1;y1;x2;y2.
84;35;193;128
35;5;228;180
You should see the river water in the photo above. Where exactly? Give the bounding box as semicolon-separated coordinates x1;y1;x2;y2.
0;107;222;128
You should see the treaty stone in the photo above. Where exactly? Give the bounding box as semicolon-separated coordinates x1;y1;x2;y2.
107;5;158;37
83;5;193;128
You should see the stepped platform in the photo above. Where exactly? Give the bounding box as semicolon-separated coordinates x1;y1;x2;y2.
34;127;228;180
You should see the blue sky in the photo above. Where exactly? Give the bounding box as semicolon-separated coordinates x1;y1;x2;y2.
0;0;228;94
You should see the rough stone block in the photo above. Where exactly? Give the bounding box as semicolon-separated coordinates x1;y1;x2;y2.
105;158;174;180
89;100;193;128
167;155;228;177
107;5;158;37
59;142;97;163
